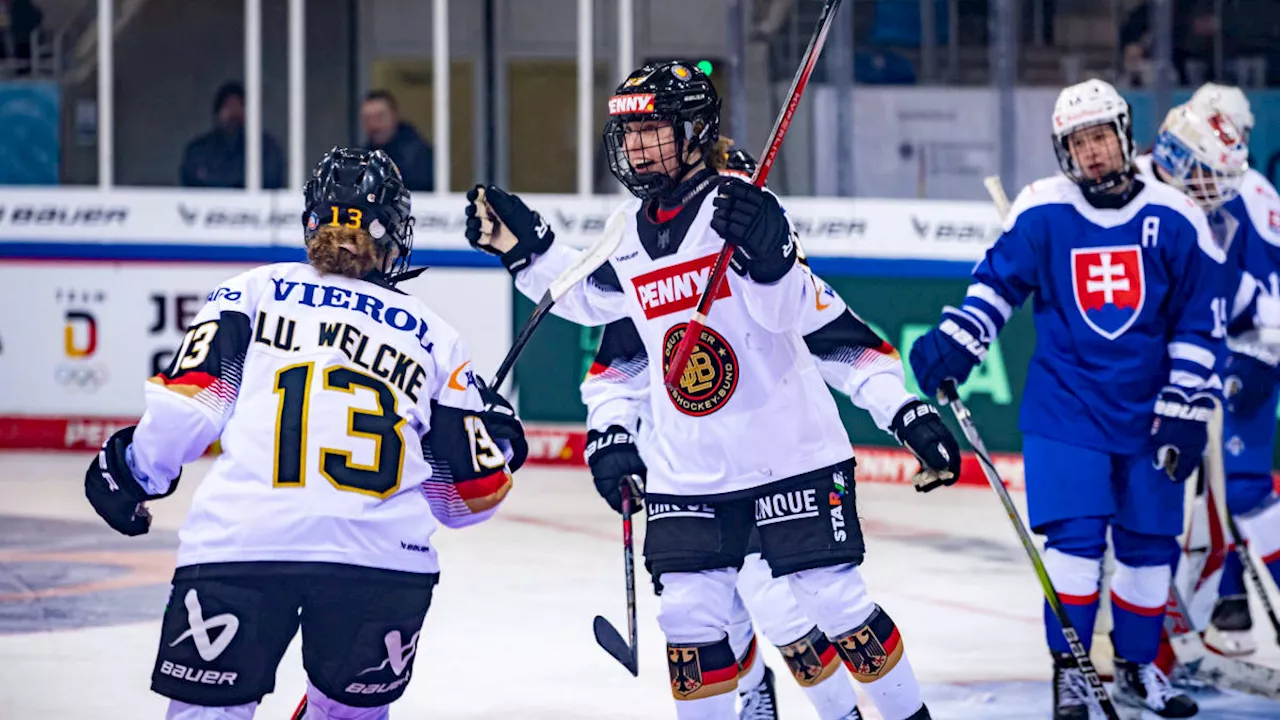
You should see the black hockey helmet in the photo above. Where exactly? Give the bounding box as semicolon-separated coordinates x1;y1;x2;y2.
604;61;721;199
302;146;415;277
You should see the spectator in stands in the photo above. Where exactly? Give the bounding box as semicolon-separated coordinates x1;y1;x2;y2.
0;0;44;75
179;81;285;189
1120;0;1216;86
360;90;434;192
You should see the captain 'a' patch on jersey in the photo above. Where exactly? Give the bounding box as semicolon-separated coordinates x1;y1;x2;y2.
661;323;738;416
1071;244;1146;340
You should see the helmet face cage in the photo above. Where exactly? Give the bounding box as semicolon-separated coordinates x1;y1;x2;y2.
1053;115;1135;193
1153;108;1248;213
603;62;721;199
1051;80;1135;193
303;147;415;277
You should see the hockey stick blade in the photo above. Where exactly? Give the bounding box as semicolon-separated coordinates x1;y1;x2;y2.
593;614;638;676
663;0;845;391
1164;584;1280;700
489;210;628;389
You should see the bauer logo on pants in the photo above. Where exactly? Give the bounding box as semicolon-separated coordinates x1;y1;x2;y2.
1071;245;1145;340
169;588;240;662
661;324;738;416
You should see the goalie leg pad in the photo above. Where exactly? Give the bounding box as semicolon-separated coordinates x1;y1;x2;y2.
1236;492;1280;573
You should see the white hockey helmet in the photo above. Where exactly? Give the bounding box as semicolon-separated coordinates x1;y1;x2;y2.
1153;103;1249;212
1052;79;1135;192
1189;83;1254;143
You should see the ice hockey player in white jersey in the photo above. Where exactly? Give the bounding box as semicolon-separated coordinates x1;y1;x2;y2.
466;60;959;720
1141;87;1280;657
910;79;1226;719
581;146;960;720
582;278;960;720
83;147;526;720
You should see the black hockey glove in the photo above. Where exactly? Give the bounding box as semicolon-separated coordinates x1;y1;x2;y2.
465;185;555;274
711;178;797;284
584;425;647;514
476;380;528;472
1151;386;1214;483
890;400;961;493
84;426;180;536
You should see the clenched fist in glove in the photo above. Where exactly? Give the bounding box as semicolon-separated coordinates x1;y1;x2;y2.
84;426;180;536
1151;386;1214;483
889;400;962;492
465;185;554;273
584;425;647;514
711;178;797;284
475;380;528;472
908;306;990;398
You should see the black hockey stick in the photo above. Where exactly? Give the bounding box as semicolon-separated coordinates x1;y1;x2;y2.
938;381;1121;720
593;475;639;676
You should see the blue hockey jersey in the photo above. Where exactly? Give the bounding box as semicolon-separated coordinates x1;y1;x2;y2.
1219;169;1280;342
958;174;1226;455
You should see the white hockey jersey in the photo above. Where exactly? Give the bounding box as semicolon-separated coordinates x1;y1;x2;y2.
128;262;513;575
581;266;917;442
515;181;855;497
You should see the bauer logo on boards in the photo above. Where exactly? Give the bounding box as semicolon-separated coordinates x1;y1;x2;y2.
608;93;655;115
633;254;731;319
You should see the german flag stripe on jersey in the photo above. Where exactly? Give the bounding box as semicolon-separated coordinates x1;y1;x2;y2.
456;469;513;513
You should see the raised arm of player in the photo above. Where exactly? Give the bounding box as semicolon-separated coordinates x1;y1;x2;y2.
465;184;628;327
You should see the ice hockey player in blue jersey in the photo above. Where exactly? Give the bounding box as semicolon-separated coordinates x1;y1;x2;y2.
1151;85;1280;657
909;79;1227;719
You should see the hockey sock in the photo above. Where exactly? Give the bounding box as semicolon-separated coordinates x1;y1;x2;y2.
165;700;259;720
831;606;924;720
1040;518;1106;655
777;626;857;720
735;633;766;693
668;636;739;719
1111;528;1178;664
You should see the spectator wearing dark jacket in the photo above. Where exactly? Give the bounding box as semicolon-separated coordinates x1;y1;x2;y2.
361;90;434;192
180;81;285;189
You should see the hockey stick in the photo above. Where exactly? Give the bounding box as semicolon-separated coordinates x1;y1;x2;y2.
593;475;640;675
1205;398;1280;645
1164;576;1280;699
489;208;629;389
983;175;1013;218
938;381;1121;719
662;0;845;391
